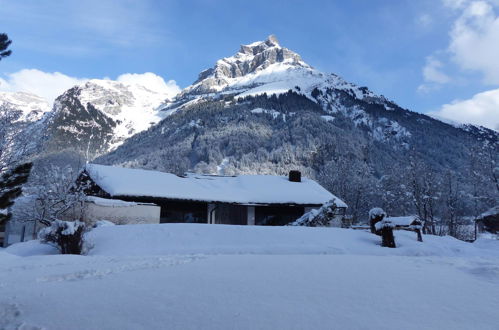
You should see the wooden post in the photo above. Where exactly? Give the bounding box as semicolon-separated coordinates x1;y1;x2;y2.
247;206;255;225
415;228;423;242
369;208;386;235
370;215;384;235
20;225;26;243
381;226;396;248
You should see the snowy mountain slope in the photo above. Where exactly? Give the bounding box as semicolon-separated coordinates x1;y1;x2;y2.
104;36;498;163
160;35;467;145
0;91;50;123
77;79;174;147
41;79;178;158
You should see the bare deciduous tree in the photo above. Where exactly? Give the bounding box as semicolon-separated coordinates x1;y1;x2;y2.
28;164;89;228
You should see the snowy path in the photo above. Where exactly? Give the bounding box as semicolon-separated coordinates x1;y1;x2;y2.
1;225;499;330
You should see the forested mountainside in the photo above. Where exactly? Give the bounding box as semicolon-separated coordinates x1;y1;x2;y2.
98;36;498;226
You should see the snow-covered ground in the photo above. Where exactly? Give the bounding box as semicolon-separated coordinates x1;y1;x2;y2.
1;224;499;330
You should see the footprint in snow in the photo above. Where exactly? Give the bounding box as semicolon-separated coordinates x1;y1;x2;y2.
36;255;203;282
0;303;43;330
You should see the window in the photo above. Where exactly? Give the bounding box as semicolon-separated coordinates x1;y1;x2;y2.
255;206;305;226
160;201;207;223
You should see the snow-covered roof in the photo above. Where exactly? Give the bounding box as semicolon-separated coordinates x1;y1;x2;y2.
386;216;421;227
477;206;499;221
86;196;156;207
85;164;346;207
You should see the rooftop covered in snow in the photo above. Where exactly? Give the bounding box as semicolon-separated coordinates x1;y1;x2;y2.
84;164;346;207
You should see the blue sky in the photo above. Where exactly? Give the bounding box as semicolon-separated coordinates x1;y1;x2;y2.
1;0;498;129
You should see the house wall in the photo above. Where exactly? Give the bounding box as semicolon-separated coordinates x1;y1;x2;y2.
80;202;160;225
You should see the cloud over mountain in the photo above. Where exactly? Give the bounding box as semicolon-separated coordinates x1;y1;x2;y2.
0;69;87;103
430;88;499;130
0;70;180;104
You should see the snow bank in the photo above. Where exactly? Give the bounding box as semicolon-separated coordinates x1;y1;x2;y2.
5;239;59;256
7;224;498;258
3;224;499;330
76;224;499;257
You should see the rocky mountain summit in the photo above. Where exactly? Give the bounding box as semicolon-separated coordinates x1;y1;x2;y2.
188;35;308;92
164;35;391;120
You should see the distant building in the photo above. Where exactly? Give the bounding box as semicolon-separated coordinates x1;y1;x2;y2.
475;206;499;239
77;164;347;226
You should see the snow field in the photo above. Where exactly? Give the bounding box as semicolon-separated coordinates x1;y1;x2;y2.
1;224;499;330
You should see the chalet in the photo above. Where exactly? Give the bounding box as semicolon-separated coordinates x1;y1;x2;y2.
77;164;347;226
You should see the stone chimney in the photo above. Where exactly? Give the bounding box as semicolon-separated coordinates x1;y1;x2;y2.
288;170;301;182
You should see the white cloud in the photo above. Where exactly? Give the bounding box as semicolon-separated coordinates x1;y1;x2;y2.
0;69;87;103
421;1;499;87
449;0;499;84
429;88;499;130
418;56;451;93
116;72;181;98
422;56;451;84
419;1;499;130
0;69;181;104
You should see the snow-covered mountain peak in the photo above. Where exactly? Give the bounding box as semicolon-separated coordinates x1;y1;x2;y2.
180;35;311;99
163;35;388;114
228;34;308;73
0;91;51;122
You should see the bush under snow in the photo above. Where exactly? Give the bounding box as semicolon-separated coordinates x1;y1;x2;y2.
38;220;87;255
289;199;341;227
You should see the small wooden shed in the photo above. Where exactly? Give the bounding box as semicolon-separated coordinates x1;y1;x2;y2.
475;206;499;238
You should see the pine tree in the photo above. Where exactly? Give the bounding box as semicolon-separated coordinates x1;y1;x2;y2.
0;162;33;225
0;33;12;60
